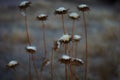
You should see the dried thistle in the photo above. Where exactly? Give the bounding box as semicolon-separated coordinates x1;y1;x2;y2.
54;7;69;15
70;58;84;66
59;55;84;66
68;12;80;20
59;34;72;44
59;55;71;64
18;1;31;10
25;46;37;54
77;4;90;12
77;4;90;80
73;35;82;42
55;7;68;34
36;14;48;21
7;60;19;69
40;59;50;71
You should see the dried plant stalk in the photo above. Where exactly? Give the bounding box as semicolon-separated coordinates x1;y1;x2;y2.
83;11;88;80
51;48;54;80
31;54;40;80
42;21;47;58
61;14;66;34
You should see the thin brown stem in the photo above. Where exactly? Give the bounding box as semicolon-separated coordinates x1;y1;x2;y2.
70;20;75;80
71;20;75;57
28;54;33;80
64;44;68;80
65;64;68;80
42;21;47;58
61;14;66;34
24;9;31;46
70;65;80;80
31;54;40;80
83;12;88;80
51;48;54;80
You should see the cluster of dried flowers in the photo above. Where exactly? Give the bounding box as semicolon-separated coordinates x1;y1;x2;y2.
7;1;90;80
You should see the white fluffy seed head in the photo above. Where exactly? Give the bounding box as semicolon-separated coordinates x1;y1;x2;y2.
69;12;80;20
26;46;37;54
62;55;71;60
56;7;66;11
59;34;71;43
77;4;90;12
36;14;48;21
7;60;18;68
55;7;68;14
78;4;88;8
73;35;82;41
20;1;30;6
19;1;31;10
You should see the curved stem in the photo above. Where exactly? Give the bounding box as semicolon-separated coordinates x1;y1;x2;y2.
31;54;40;80
42;21;47;58
24;9;31;46
83;12;88;80
61;14;66;34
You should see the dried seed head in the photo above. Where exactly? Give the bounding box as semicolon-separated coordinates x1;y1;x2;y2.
41;59;50;71
25;46;37;54
70;58;84;66
68;12;80;20
7;60;19;68
19;1;31;10
59;34;72;44
36;14;48;21
54;7;69;15
59;55;84;66
77;4;90;12
53;40;61;51
73;35;82;42
59;55;71;64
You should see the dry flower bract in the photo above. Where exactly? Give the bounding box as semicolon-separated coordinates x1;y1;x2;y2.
26;46;37;54
7;60;19;68
70;58;84;66
54;7;69;15
59;34;72;44
53;40;61;51
59;55;84;66
19;1;31;10
59;55;71;64
77;4;90;12
68;12;80;20
73;35;82;42
36;14;48;21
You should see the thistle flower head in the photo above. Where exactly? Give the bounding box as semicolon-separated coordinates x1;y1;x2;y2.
36;14;48;21
59;55;71;64
77;4;90;12
68;12;80;20
70;58;84;66
73;35;82;42
18;1;31;10
59;55;84;66
7;60;19;68
59;34;72;44
25;45;37;54
54;7;69;15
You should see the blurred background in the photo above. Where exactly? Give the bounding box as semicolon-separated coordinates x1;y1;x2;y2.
0;0;120;80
